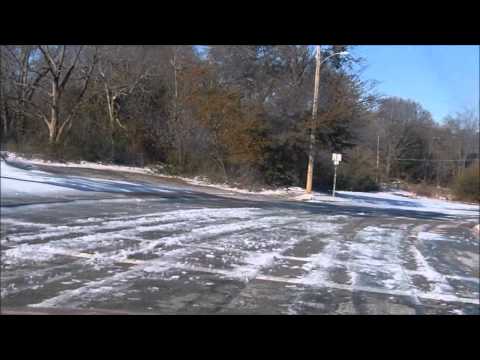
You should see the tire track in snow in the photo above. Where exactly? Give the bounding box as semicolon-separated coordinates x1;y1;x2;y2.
2;207;264;244
2;208;291;304
23;212;342;308
1;207;270;263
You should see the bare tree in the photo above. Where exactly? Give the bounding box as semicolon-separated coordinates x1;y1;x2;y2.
375;98;433;180
36;45;97;146
445;110;479;166
165;46;199;170
96;46;158;161
0;46;50;143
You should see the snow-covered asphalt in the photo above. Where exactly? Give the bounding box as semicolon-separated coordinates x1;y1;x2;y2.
1;160;479;314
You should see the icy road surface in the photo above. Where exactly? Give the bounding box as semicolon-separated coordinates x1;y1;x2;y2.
1;159;479;314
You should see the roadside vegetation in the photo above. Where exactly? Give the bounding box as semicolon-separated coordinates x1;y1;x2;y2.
453;162;480;203
1;46;478;199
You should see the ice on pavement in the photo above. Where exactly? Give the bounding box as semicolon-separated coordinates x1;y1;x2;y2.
2;190;479;310
1;153;479;312
5;204;476;309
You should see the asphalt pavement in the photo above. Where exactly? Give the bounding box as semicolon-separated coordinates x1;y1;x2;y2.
1;161;479;314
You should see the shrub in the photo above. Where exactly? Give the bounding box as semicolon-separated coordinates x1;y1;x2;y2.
406;183;453;200
410;183;434;198
336;147;380;192
453;162;480;203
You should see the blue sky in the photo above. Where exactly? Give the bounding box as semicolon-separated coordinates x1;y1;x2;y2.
352;45;479;122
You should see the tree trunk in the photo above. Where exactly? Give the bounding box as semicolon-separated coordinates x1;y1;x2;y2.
38;45;95;149
48;80;59;145
386;153;392;180
110;122;115;163
215;156;228;182
171;53;182;170
17;47;31;146
0;89;7;143
105;87;116;162
177;138;184;170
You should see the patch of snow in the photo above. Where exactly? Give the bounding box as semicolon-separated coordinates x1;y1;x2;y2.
2;207;263;267
309;190;479;218
1;159;181;198
1;160;80;196
1;152;320;198
411;246;454;296
309;193;349;202
472;224;480;237
2;152;156;175
417;231;459;243
3;153;480;219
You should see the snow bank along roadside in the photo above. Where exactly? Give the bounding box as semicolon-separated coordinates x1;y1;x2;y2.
2;151;479;218
1;151;301;197
2;151;157;176
1;160;81;197
1;159;182;197
316;190;479;218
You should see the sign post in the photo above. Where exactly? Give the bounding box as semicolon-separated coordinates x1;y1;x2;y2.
332;153;342;198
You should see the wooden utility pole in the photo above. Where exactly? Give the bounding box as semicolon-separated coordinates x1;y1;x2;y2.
305;45;322;193
376;135;380;183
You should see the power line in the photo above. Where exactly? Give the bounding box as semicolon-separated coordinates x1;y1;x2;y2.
394;158;470;162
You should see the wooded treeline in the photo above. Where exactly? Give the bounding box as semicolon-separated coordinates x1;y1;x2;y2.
0;45;478;196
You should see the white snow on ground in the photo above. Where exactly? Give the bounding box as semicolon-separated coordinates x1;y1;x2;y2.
1;160;80;196
1;152;304;196
294;224;478;305
304;193;349;202
301;226;409;293
1;159;179;196
1;152;479;311
4;152;478;217
411;246;455;296
311;190;479;217
2;152;156;175
2;202;479;308
2;207;262;249
3;207;324;306
416;231;464;243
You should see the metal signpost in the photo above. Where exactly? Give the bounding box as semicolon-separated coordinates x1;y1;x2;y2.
332;153;342;198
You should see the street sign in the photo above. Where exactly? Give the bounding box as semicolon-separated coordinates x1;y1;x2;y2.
331;153;342;198
332;153;342;166
332;153;342;162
